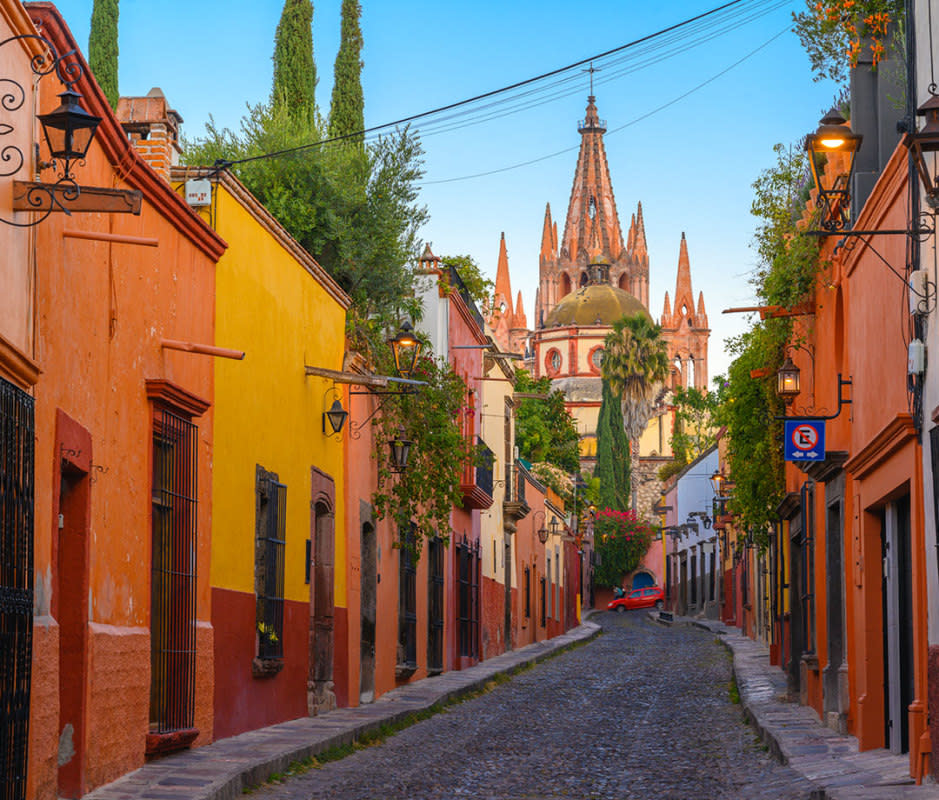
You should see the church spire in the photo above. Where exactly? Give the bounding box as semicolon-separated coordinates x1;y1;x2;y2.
540;202;556;261
558;95;624;265
493;232;513;322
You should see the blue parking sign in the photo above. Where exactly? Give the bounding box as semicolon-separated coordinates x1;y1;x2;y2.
784;420;825;462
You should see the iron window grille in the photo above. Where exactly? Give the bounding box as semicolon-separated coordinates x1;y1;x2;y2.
457;537;480;657
540;576;546;627
150;410;198;734
0;377;34;800
427;537;444;674
524;566;531;618
398;526;417;670
255;468;286;662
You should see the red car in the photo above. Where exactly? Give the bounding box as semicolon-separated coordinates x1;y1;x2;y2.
607;586;664;612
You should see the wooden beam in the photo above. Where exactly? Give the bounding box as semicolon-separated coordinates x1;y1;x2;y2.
13;181;142;215
64;229;158;247
304;364;389;388
161;339;245;360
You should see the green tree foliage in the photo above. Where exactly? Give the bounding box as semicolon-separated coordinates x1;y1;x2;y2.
601;313;669;441
592;509;655;588
440;255;494;309
185;104;426;323
328;0;365;145
88;0;118;109
371;350;468;554
513;369;579;473
595;379;630;511
272;0;316;121
668;386;721;466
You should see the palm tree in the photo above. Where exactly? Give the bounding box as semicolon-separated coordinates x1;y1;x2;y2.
601;313;670;443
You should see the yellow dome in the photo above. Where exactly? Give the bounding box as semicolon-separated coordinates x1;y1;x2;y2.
544;284;649;327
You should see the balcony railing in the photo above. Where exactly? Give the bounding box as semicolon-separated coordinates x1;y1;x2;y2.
461;437;494;510
503;461;530;522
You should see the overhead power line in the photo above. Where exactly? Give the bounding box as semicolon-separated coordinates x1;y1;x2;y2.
421;26;791;185
218;0;758;170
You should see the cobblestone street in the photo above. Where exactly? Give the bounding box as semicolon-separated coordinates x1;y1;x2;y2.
249;612;815;800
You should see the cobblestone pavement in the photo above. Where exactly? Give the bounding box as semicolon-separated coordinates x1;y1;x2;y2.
249;611;816;800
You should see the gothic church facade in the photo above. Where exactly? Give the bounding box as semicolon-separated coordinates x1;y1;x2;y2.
486;95;710;513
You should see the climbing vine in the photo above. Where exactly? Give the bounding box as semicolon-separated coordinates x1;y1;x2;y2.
592;509;655;588
370;348;469;555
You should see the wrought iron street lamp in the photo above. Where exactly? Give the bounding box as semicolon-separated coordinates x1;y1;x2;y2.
322;398;348;435
389;322;421;380
804;108;862;232
38;88;101;175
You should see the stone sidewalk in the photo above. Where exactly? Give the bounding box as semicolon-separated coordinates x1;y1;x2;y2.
83;623;601;800
683;615;939;799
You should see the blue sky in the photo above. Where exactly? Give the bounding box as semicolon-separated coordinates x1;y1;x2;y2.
50;0;839;379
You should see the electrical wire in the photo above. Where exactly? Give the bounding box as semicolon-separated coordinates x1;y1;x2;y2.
218;0;780;169
421;26;790;186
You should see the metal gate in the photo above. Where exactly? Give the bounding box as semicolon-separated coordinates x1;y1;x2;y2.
0;377;35;800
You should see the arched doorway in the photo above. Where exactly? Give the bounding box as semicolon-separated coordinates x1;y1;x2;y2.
631;570;655;589
309;467;336;716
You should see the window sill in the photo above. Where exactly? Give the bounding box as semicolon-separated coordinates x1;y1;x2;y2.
395;662;418;680
145;727;199;757
252;657;284;678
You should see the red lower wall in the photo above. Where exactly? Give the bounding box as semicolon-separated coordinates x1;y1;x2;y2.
212;587;309;740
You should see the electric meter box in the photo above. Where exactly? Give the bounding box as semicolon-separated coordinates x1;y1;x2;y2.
185;179;212;207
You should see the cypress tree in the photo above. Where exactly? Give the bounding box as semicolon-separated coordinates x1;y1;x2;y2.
88;0;119;109
272;0;316;122
595;379;631;511
327;0;364;144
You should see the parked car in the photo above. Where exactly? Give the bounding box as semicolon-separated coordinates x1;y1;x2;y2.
607;585;664;612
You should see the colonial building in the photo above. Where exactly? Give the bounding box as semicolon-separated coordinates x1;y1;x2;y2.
486;95;710;514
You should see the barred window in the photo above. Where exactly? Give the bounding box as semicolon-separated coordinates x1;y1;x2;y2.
457;538;480;657
0;377;34;797
398;526;417;671
255;467;286;663
150;410;198;733
427;537;444;674
524;565;531;618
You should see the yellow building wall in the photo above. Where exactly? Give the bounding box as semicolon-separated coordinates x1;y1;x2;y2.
194;184;347;606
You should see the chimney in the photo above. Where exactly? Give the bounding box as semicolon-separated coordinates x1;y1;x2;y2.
115;88;183;181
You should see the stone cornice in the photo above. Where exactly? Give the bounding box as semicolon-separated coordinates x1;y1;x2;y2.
844;414;917;480
27;4;227;262
0;329;39;388
145;378;211;418
796;450;849;482
171;167;350;310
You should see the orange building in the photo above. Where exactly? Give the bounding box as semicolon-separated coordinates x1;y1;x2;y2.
0;3;226;798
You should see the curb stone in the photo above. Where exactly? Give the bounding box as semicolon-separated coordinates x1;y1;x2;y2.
660;613;939;799
83;622;600;800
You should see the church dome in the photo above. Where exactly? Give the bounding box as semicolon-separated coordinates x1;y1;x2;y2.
544;284;649;327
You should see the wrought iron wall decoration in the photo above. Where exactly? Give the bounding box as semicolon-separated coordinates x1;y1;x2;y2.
0;32;101;227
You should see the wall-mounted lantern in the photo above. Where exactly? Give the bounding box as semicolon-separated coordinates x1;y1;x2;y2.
0;34;105;227
776;357;801;405
904;93;939;210
388;429;412;473
322;394;348;436
532;510;548;544
804;107;862;232
389;322;421;380
38;88;101;174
